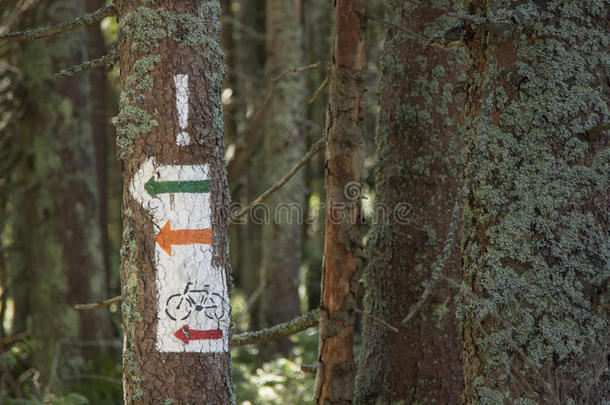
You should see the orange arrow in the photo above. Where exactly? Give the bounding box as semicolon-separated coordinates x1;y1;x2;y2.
156;221;212;256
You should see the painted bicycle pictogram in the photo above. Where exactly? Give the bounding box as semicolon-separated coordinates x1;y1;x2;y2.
165;282;227;321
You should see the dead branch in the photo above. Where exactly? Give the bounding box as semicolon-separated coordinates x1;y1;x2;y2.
0;330;29;346
55;46;117;78
74;295;121;310
401;191;464;326
231;309;319;346
354;307;399;333
361;11;462;49
227;61;329;180
0;5;116;42
227;136;325;226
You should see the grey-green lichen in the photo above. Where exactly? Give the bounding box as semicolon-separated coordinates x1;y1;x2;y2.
120;207;144;402
460;1;610;403
115;3;225;158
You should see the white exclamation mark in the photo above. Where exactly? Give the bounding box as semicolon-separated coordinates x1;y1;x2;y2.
174;74;190;146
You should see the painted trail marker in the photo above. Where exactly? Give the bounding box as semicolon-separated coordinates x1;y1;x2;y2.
174;74;190;146
130;157;229;353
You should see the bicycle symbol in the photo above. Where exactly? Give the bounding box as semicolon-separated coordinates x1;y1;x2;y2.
165;282;227;321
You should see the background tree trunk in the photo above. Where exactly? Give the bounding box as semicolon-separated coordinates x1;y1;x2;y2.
461;1;610;403
115;1;234;402
13;0;110;380
85;0;113;315
315;0;366;403
355;1;465;403
259;0;305;357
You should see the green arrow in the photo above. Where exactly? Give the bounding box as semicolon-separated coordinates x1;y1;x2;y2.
144;176;209;197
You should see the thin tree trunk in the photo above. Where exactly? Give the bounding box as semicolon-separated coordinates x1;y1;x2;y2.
230;0;266;329
461;1;610;403
114;1;234;403
315;1;366;403
355;1;464;403
85;0;113;333
259;0;305;357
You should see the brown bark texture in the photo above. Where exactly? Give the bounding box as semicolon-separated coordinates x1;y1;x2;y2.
115;1;233;403
355;1;465;403
315;0;366;403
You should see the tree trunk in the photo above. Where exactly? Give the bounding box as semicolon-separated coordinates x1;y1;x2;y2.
315;1;366;403
259;0;305;357
85;0;113;330
230;0;266;329
461;1;610;403
13;0;110;379
355;2;465;403
114;1;234;403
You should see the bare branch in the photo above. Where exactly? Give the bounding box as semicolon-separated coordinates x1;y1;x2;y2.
227;136;325;226
307;73;329;105
223;15;265;41
231;309;319;346
227;62;329;179
361;11;462;49
55;46;117;78
74;295;121;310
0;330;29;346
354;307;399;333
0;5;116;42
0;0;40;36
250;61;329;132
301;364;317;373
401;190;464;326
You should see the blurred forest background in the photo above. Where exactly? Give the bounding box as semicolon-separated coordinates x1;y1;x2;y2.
0;0;385;403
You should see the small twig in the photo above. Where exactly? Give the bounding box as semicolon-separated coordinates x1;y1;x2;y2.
585;122;610;135
223;15;265;41
447;12;514;37
0;0;39;36
250;61;329;127
0;5;116;42
0;330;29;346
354;241;383;258
231;309;319;346
307;73;329;105
74;295;121;310
354;307;399;333
301;364;317;373
361;11;461;49
227;62;329;179
55;46;117;78
228;136;325;226
401;193;464;326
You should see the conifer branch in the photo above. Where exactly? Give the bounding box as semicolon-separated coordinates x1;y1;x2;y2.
0;5;116;42
231;309;320;346
55;46;117;78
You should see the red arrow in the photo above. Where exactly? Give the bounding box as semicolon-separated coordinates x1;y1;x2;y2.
173;325;223;344
156;221;212;256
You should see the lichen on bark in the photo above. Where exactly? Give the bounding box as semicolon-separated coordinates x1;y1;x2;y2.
460;1;610;403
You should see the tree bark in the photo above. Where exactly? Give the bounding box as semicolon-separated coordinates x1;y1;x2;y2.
114;1;234;403
259;0;305;357
315;1;366;403
461;1;610;403
355;1;465;403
